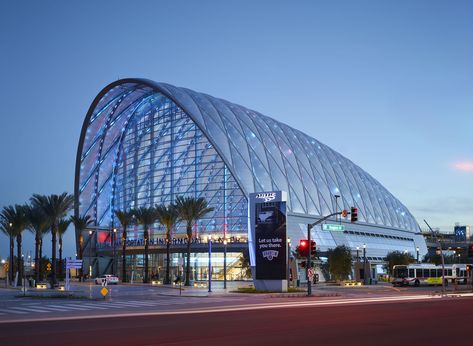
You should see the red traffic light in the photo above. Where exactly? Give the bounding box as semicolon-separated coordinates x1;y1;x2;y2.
350;207;358;223
310;240;316;255
298;240;309;257
466;264;472;272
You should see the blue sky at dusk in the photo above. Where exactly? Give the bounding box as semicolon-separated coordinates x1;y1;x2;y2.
0;0;472;259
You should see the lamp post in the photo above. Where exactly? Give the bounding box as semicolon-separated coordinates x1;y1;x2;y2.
88;230;93;279
112;228;117;275
416;246;420;263
334;195;340;222
287;238;291;287
458;253;461;264
223;238;227;290
8;222;13;284
363;243;367;285
356;246;360;262
206;236;212;293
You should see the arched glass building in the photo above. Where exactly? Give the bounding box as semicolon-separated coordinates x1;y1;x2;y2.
75;78;427;281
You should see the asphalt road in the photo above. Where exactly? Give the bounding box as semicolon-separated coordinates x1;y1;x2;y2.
1;297;472;346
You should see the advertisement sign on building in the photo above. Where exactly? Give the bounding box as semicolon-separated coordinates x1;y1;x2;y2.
249;191;287;291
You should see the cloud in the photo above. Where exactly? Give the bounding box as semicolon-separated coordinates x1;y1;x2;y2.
452;162;473;172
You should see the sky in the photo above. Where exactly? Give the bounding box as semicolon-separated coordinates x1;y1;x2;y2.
0;0;472;259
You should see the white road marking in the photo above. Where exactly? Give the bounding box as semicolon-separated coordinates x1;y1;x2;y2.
6;306;52;313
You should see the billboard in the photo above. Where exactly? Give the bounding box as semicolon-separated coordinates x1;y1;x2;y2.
250;192;287;281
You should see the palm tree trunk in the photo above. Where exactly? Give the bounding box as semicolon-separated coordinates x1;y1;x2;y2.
165;238;171;284
59;236;63;281
122;230;127;282
51;223;57;287
35;233;40;284
39;239;43;281
185;227;192;286
9;236;14;284
144;227;149;283
16;234;22;287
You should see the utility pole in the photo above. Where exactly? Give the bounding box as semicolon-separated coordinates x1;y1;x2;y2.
424;220;446;296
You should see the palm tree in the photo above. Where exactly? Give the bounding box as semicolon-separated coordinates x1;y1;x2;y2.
31;193;74;286
134;207;157;283
25;205;50;284
57;218;71;280
1;205;28;286
115;210;133;282
70;215;94;282
174;196;214;286
0;208;16;283
155;203;178;284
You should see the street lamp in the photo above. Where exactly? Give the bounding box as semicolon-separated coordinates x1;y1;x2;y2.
88;230;93;279
206;236;212;293
8;223;13;284
363;243;368;285
416;246;420;263
287;238;291;287
356;246;360;262
112;228;117;275
334;195;340;222
223;238;227;290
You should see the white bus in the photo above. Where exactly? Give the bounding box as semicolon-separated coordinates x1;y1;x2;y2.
392;263;469;287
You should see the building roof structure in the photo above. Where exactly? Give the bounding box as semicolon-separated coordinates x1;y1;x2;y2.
76;78;419;234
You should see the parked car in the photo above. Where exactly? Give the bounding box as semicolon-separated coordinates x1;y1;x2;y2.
95;274;119;285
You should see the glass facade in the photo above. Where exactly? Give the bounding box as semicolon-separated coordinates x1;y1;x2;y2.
75;78;425;278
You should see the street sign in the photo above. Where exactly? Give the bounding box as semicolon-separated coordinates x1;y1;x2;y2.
66;259;83;269
322;223;345;231
308;268;315;280
100;287;109;297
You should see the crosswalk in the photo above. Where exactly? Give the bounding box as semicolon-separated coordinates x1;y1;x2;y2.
0;297;242;316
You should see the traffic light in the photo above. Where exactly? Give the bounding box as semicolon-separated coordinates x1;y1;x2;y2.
350;207;358;223
468;246;473;258
298;240;309;257
466;264;472;272
310;240;316;256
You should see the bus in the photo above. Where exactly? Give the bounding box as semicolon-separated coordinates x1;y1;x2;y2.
392;263;469;287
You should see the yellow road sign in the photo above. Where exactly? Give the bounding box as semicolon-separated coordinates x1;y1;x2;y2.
100;287;109;297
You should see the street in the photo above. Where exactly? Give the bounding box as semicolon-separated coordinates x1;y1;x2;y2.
0;293;472;345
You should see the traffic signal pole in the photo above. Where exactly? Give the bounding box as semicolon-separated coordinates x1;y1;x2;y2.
306;211;347;296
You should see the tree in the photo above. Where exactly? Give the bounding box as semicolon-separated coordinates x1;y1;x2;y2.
174;196;214;286
115;210;132;282
385;251;415;275
57;218;71;280
70;215;94;282
25;205;50;284
327;245;352;281
0;207;16;283
31;193;74;286
155;203;178;284
239;248;252;279
134;207;157;283
1;205;28;285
